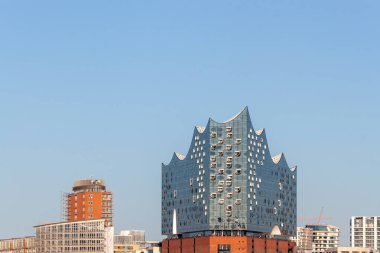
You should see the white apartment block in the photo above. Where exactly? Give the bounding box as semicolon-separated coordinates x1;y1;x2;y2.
351;216;380;250
306;225;340;253
35;219;114;253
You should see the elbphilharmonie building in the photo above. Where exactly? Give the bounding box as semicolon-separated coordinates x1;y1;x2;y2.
162;107;296;238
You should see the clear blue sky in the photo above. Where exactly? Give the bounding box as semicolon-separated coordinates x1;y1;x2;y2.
0;0;379;245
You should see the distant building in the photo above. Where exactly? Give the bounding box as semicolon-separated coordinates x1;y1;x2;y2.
306;225;340;253
119;230;145;244
325;247;379;253
34;219;114;253
0;236;36;253
297;227;313;253
114;230;146;253
64;179;113;227
351;216;380;249
162;107;297;238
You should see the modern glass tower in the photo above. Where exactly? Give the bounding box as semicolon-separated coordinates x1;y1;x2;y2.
162;107;297;238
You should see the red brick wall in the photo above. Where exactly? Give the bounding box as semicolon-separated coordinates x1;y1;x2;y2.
162;236;295;253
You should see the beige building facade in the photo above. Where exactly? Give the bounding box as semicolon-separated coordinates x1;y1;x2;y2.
305;225;340;253
326;247;379;253
297;227;313;253
0;237;36;253
35;219;114;253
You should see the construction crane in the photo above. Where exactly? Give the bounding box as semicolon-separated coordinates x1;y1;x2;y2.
298;207;333;224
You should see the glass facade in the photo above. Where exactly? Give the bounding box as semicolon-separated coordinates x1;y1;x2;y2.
162;107;297;237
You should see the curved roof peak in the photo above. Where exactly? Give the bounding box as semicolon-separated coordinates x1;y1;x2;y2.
272;153;284;164
255;128;265;135
223;106;249;123
174;152;186;160
195;126;205;133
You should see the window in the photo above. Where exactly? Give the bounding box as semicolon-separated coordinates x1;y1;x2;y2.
211;163;217;168
227;193;232;199
226;145;232;150
226;163;232;168
218;151;224;157
226;157;233;162
211;132;217;138
227;175;233;180
235;151;241;157
226;126;232;132
235;187;241;193
226;205;232;211
218;187;224;193
211;193;217;199
210;174;216;181
227;133;233;138
218;181;225;186
235;139;242;144
218;169;224;174
218;199;225;205
235;169;241;175
218;139;224;144
210;156;216;162
235;199;241;205
211;144;217;150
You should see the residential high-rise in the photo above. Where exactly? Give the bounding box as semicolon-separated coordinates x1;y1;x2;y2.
305;225;340;253
297;227;313;253
65;179;113;227
351;216;380;249
162;107;297;238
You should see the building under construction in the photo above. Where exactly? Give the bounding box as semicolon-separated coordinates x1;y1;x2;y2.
63;179;113;227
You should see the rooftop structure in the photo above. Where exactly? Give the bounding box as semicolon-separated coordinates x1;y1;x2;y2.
162;107;297;238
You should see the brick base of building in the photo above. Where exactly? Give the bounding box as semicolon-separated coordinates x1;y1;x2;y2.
162;235;296;253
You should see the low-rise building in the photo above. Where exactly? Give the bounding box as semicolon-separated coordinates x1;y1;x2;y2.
0;237;36;253
326;247;379;253
35;219;114;253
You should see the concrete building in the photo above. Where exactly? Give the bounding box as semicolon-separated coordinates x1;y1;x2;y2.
162;107;297;238
297;227;313;253
64;179;113;227
326;247;379;253
306;225;340;253
351;216;380;249
34;219;114;253
0;237;36;253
